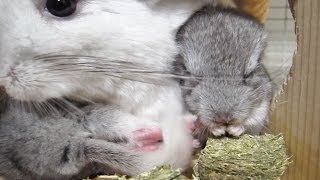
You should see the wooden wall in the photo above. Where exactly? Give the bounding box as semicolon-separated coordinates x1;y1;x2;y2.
270;0;320;179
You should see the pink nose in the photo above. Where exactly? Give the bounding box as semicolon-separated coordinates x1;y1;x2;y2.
214;113;234;124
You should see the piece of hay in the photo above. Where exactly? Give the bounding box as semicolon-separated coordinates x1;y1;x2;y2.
93;165;188;180
135;165;188;180
194;134;290;180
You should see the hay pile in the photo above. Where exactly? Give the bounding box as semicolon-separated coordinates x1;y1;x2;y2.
93;165;188;180
194;134;290;180
92;134;290;180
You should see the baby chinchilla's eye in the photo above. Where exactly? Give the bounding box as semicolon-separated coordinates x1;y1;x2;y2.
46;0;77;17
243;71;254;84
243;71;254;80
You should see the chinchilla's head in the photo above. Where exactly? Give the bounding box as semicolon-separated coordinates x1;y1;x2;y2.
0;0;180;102
184;67;273;133
175;6;275;136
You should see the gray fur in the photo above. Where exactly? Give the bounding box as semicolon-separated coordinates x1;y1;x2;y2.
0;98;154;180
175;6;274;140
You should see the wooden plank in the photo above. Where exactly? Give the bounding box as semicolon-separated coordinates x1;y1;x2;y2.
296;0;311;179
270;0;320;179
290;0;303;178
317;2;320;178
313;1;320;178
303;0;319;179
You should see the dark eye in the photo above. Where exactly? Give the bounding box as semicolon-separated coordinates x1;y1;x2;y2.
179;79;185;86
243;71;254;80
243;72;254;84
46;0;77;17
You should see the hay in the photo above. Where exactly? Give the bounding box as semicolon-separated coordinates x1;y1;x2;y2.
194;134;290;180
94;165;188;180
92;134;290;180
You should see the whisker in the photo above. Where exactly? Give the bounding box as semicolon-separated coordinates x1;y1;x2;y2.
33;49;84;59
50;98;83;116
70;96;97;105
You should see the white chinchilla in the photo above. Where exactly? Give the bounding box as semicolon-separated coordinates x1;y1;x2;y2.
0;0;222;179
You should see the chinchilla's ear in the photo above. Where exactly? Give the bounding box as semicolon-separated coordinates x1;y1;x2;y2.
245;30;268;75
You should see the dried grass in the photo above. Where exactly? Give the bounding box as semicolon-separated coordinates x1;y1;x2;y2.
91;134;290;180
194;134;290;180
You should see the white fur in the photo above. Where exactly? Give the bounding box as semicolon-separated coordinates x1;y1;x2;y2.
227;125;245;136
211;126;226;136
244;100;270;135
0;0;219;174
0;0;216;102
0;0;178;101
209;100;270;137
211;32;268;137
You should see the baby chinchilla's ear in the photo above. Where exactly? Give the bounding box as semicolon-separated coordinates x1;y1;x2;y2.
245;30;268;76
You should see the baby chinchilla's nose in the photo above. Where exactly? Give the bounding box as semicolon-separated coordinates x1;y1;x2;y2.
214;113;234;124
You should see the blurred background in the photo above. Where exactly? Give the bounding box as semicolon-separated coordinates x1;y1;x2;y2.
263;0;296;94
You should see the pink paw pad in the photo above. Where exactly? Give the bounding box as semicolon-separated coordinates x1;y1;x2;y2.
132;127;163;152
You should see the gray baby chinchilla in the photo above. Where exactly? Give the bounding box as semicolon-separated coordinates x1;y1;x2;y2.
175;6;275;144
0;97;175;180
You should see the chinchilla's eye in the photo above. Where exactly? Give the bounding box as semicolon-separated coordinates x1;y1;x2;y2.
179;79;185;86
243;72;253;79
243;71;254;84
46;0;77;17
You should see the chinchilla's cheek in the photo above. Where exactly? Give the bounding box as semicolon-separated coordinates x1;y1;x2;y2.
0;0;179;101
175;5;273;138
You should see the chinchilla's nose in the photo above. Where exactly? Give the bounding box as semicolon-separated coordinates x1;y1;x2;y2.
214;113;234;124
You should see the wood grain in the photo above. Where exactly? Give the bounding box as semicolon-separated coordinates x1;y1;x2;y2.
270;0;320;179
